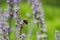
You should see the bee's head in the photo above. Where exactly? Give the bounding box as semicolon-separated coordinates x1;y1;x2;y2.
23;20;28;25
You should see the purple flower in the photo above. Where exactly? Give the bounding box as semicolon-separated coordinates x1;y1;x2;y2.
13;0;21;3
14;6;19;12
0;22;4;25
17;0;21;3
1;26;6;32
8;27;11;32
32;0;39;14
13;0;17;3
33;0;39;6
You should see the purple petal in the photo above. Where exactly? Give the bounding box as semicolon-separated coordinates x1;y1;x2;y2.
8;28;11;32
13;0;21;3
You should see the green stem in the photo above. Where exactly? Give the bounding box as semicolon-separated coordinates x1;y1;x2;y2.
8;17;16;40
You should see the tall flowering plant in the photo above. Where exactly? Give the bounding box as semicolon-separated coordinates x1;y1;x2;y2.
0;8;11;40
6;0;14;40
32;0;47;40
14;1;21;40
14;0;27;40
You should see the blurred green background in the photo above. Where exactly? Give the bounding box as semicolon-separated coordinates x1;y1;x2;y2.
0;0;60;40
